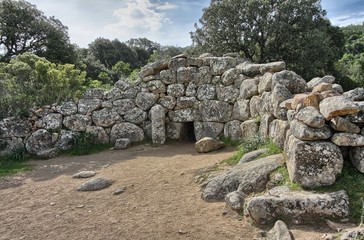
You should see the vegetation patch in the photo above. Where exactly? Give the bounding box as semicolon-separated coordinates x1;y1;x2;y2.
0;148;32;177
221;136;282;166
62;133;113;156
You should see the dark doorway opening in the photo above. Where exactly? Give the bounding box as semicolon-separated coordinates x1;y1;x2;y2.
181;122;196;142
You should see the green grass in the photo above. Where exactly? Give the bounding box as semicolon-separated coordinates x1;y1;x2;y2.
0;148;32;177
314;162;364;222
222;136;282;166
270;166;302;190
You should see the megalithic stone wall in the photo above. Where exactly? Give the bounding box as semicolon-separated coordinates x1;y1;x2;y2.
1;52;364;188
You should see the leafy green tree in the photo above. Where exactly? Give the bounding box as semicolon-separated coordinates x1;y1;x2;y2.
0;0;76;64
191;0;344;79
111;61;131;78
148;46;184;62
0;53;85;118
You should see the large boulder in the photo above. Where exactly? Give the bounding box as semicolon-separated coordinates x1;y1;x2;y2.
167;83;185;97
307;75;335;91
350;147;364;173
147;80;166;94
25;129;53;155
221;68;239;86
85;126;109;144
195;137;225;153
41;113;63;131
269;120;290;149
210;57;237;75
177;66;197;84
245;189;349;225
176;97;196;109
237;61;286;76
151;105;166;145
343;88;364;101
239;78;259;99
259;114;275;141
290;120;332;141
286;135;343;188
0;137;24;156
271;83;292;119
124;108;147;125
272;70;307;94
331;133;364;146
345;101;364;124
0;118;32;138
158;96;177;110
319;96;359;120
113;99;135;115
195;66;212;85
55;130;79;150
330;117;361;133
197;84;216;100
110;123;144;143
194;122;224;141
240;120;259;140
258;72;273;94
295;106;325;128
168;109;199;122
199;100;232;122
63;114;92;131
114;79;131;91
92;108;121;127
160;69;176;84
56;101;77;116
223;120;242;141
78;99;102;114
135;92;158;110
232;100;250;121
202;154;284;201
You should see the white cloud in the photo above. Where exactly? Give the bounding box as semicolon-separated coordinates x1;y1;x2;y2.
156;2;178;10
104;0;177;39
330;11;364;26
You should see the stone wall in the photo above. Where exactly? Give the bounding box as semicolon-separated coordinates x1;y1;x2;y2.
1;53;364;188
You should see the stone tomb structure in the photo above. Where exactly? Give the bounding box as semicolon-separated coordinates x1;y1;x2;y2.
2;53;364;192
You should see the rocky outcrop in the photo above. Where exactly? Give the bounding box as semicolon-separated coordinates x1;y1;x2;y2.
245;189;349;225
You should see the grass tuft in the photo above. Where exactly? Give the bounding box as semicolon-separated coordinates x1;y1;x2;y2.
0;148;32;177
222;136;282;166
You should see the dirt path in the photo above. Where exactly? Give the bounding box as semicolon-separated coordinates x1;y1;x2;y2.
0;142;331;240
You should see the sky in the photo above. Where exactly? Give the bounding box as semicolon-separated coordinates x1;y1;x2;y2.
26;0;364;48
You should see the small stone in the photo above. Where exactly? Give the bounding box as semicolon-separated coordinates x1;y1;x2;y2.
195;137;225;153
113;188;125;195
178;230;188;235
50;202;56;206
72;171;97;178
76;205;85;208
77;177;113;191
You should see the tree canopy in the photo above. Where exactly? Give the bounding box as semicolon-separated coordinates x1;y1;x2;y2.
0;0;76;64
191;0;344;79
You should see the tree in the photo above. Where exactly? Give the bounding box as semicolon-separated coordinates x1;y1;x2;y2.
0;0;76;64
191;0;344;79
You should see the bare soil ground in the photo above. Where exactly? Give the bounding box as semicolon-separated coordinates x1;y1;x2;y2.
0;142;334;240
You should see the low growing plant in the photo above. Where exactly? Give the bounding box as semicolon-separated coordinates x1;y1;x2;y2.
0;148;31;177
63;132;113;156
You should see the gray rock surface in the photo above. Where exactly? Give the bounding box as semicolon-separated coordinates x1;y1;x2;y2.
286;135;343;188
240;78;259;99
272;70;307;94
307;75;335;91
78;99;102;114
330;117;361;133
25;129;53;155
232;100;250;121
217;85;239;103
151;105;166;145
245;190;349;225
135;92;158;110
240;120;259;140
85;126;109;144
225;191;246;211
197;84;216;100
77;177;113;191
110;123;144;143
266;220;293;240
350;146;364;173
331;133;364;146
113;99;135;115
295;107;325;128
158;96;177;110
343;88;364;101
63;114;92;131
223;120;242;141
221;68;239;85
168;109;198;122
210;57;237;75
0;118;32;138
114;138;131;150
258;72;273;94
269;120;290;149
194;122;224;141
200;100;232;122
238;149;268;164
319;96;359;120
92;108;121;127
202;154;284;201
237;61;286;76
56;101;78;116
55;130;79;150
124;108;147;125
345;101;364;123
290;120;332;141
195;137;225;153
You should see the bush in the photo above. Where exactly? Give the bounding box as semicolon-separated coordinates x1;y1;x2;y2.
0;53;86;119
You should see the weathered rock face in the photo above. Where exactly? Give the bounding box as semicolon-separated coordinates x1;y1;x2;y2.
197;84;216;100
78;99;102;114
77;177;113;191
135;92;158;110
237;61;285;76
92;108;121;127
151;105;166;145
110;123;144;143
194;122;224;141
223;120;242;141
295;107;325;128
195;137;224;153
240;120;259;140
350;147;364;173
85;126;109;144
272;70;307;94
168;109;198;122
238;149;268;164
200;100;232;122
124;108;147;125
114;138;131;150
63;114;92;131
269;120;290;149
0;118;32;138
346;101;364;124
331;133;364;146
330;117;361;133
266;220;292;240
343;87;364;101
202;154;284;201
290;120;332;141
225;191;246;211
232;100;250;121
240;78;259;99
307;75;335;91
245;190;349;225
41;113;63;131
113;99;135;115
210;57;237;75
56;101;77;116
319;96;359;120
286;136;343;188
25;129;53;156
55;130;79;150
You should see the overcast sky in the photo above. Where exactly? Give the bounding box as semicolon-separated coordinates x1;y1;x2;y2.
26;0;364;48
